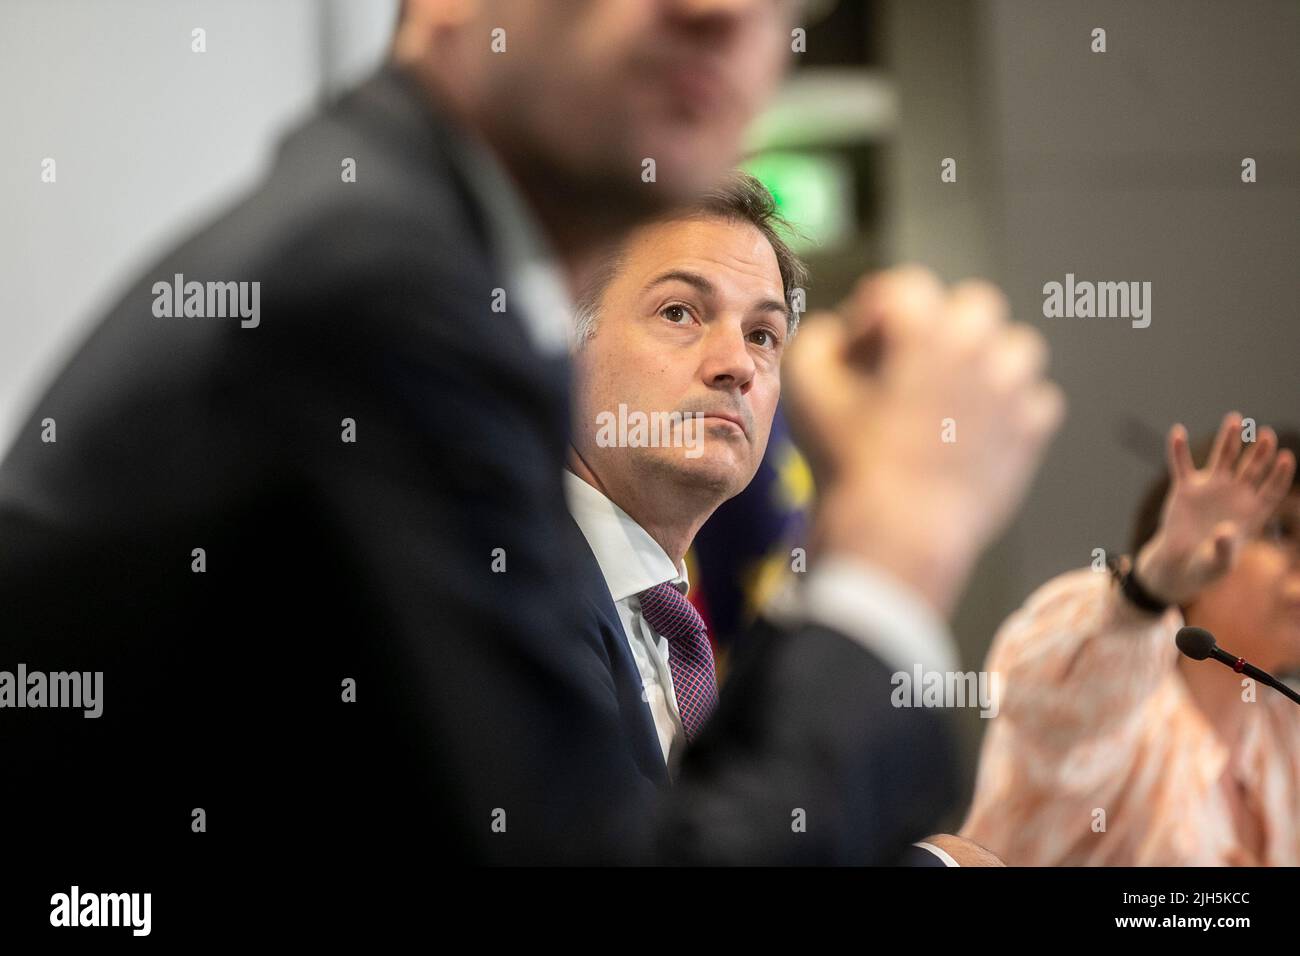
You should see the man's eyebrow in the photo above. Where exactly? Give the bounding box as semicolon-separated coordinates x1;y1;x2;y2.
641;269;716;298
642;269;791;327
751;298;790;318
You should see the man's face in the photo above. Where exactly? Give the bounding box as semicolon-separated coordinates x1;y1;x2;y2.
470;0;797;212
1188;490;1300;671
573;215;787;501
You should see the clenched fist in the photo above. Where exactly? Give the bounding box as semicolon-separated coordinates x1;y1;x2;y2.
784;265;1065;616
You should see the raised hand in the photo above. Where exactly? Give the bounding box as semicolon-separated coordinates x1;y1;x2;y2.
1135;412;1297;606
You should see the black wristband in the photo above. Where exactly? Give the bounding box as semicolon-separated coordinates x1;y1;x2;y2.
1115;563;1170;615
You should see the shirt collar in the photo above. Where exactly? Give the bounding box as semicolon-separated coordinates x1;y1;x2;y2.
444;123;574;357
564;470;688;602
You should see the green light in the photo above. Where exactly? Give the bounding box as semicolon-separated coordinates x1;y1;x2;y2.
743;151;853;253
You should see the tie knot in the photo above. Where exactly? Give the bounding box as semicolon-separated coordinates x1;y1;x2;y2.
637;581;706;643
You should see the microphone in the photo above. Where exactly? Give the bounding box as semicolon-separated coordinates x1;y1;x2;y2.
1176;626;1300;707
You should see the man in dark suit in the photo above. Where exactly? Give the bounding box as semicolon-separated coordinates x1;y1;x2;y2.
565;172;1018;865
0;0;1061;871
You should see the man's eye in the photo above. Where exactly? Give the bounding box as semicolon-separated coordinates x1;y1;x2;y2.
661;305;691;324
749;328;779;349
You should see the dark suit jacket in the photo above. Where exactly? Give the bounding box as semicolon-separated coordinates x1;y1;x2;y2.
569;518;668;789
0;65;957;868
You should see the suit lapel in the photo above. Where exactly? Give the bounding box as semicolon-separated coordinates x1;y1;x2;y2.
569;519;669;786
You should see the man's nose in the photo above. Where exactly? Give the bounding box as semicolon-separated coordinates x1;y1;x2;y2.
699;322;756;391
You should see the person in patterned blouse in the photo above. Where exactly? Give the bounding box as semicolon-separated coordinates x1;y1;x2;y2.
964;412;1300;865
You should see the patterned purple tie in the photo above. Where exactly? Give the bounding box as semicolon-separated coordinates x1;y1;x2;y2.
637;582;719;742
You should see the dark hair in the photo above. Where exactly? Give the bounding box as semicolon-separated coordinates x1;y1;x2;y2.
1129;427;1300;556
573;171;809;343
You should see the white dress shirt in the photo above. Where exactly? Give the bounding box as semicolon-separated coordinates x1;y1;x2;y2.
564;470;686;765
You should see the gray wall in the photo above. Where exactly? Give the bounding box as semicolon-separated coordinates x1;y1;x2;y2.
0;0;397;448
884;0;1299;800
